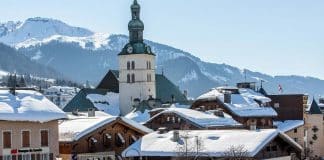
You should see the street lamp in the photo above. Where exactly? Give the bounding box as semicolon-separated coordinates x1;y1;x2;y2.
124;148;142;160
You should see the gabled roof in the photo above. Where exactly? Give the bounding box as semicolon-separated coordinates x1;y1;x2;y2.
274;120;304;133
122;129;302;158
308;99;322;114
197;88;277;117
63;88;110;112
145;107;241;128
0;89;67;123
59;111;152;142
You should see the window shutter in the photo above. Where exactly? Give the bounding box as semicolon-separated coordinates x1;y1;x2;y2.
41;130;49;147
22;131;30;147
3;132;11;148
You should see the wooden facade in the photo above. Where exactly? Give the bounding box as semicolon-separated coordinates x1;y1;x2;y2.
59;118;149;160
267;94;307;121
191;99;274;129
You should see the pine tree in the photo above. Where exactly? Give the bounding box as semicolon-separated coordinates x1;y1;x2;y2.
18;75;26;87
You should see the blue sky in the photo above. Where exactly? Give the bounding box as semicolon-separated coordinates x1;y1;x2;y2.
1;0;324;79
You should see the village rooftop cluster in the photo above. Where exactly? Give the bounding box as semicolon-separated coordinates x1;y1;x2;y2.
0;0;323;160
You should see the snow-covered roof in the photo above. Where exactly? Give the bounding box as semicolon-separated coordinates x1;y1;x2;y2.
238;88;271;103
274;120;304;133
59;111;152;142
125;109;150;124
86;92;120;116
45;86;80;94
122;129;301;157
146;107;241;128
0;89;67;123
197;89;277;117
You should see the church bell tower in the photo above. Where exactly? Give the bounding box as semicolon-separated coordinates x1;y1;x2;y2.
118;0;156;115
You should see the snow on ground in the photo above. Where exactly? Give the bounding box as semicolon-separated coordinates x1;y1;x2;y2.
122;129;301;158
0;89;67;122
197;87;277;117
273;120;304;133
86;92;120;116
147;107;241;128
59;111;152;142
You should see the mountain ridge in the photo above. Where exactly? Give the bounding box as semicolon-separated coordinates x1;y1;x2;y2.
0;17;323;97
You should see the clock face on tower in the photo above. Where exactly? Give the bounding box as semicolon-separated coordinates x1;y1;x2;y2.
127;46;133;54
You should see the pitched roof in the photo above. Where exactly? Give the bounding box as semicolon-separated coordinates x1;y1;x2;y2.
59;111;152;142
197;88;277;117
308;99;322;114
145;107;241;128
273;120;304;133
0;89;67;123
96;70;188;104
122;129;302;158
63;88;110;112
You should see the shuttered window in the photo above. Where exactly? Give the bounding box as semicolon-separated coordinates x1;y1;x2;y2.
3;131;11;148
41;130;49;147
22;131;30;148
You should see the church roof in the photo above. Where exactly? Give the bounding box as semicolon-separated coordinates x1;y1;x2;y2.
65;70;188;112
308;99;322;114
63;88;111;113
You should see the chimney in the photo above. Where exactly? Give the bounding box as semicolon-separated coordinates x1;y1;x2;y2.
133;98;140;107
214;109;224;118
157;127;168;134
224;91;232;104
72;109;79;116
148;96;156;108
88;108;95;117
172;130;180;142
250;119;257;131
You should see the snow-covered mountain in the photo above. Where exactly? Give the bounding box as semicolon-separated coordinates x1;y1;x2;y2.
1;17;324;97
0;17;93;45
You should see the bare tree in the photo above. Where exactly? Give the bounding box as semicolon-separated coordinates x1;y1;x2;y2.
174;131;206;160
222;145;249;160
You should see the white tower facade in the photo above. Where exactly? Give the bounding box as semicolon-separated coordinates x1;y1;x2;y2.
118;0;156;115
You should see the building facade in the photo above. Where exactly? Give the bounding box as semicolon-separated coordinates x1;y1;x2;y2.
0;89;67;160
118;0;156;115
59;111;152;160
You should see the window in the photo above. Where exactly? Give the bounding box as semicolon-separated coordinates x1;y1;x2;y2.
21;154;31;160
103;133;112;148
22;131;30;148
127;61;130;70
146;61;152;69
131;74;135;83
127;74;131;83
3;131;11;148
274;103;280;108
41;130;49;147
115;133;125;147
3;155;12;160
131;61;135;70
40;154;49;160
271;146;278;151
294;128;298;133
294;138;298;142
147;74;152;82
